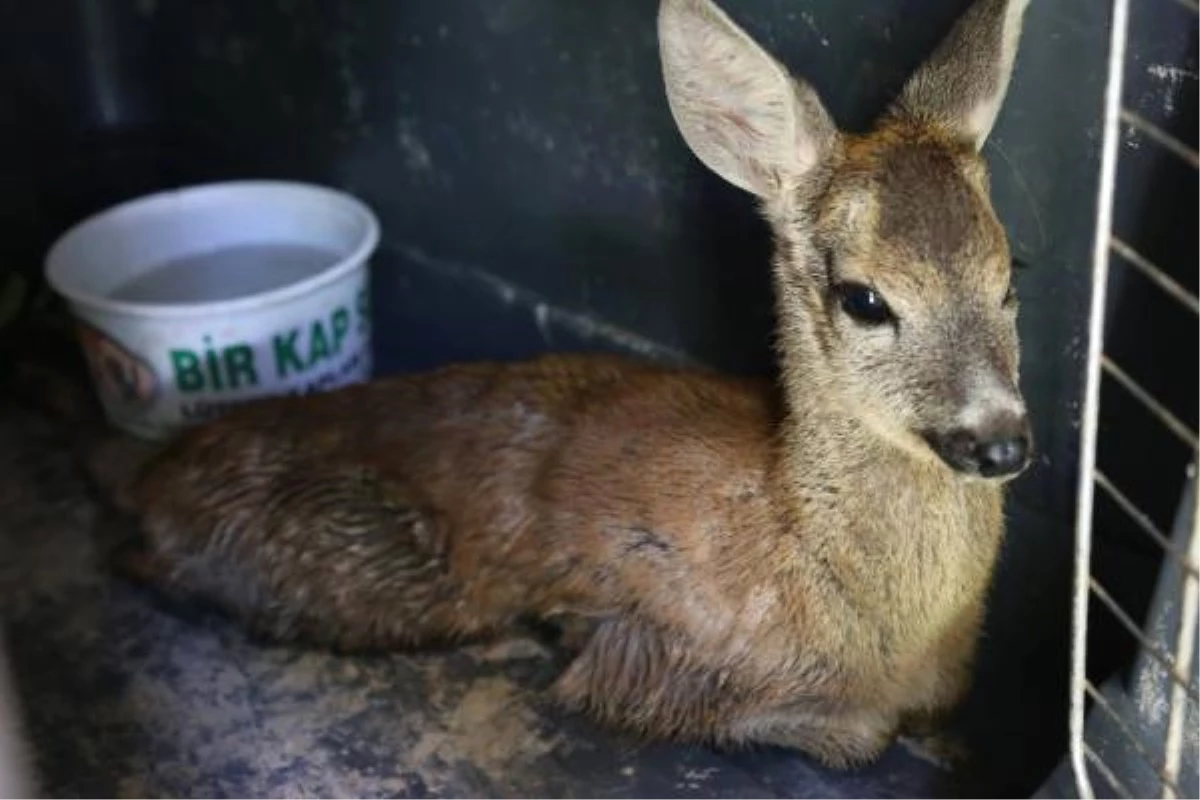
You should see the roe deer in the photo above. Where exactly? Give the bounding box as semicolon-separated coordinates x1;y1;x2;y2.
69;0;1034;769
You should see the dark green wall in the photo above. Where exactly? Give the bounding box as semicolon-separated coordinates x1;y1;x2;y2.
0;0;1193;794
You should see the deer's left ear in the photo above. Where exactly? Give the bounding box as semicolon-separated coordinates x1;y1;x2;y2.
884;0;1032;150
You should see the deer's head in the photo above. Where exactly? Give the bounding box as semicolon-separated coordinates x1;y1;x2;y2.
659;0;1033;480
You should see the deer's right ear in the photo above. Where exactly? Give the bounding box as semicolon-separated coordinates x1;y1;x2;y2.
658;0;838;199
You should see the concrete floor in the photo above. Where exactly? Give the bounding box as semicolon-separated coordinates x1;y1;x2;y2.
0;400;957;798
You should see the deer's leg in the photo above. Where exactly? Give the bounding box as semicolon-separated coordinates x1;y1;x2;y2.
892;685;974;772
550;617;897;769
890;606;982;769
123;462;500;652
550;617;719;737
725;707;899;769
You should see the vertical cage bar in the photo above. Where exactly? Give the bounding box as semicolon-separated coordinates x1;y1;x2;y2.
1069;0;1131;794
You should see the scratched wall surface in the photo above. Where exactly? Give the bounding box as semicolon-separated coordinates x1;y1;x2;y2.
2;0;1116;514
0;0;1192;797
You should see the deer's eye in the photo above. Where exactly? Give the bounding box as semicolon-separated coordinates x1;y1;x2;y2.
835;283;894;326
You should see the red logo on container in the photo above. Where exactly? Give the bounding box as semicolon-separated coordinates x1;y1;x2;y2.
76;322;160;408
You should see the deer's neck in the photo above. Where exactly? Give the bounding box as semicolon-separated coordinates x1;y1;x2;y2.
768;361;1005;628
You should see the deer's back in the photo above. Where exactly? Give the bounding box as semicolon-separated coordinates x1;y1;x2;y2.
133;354;790;628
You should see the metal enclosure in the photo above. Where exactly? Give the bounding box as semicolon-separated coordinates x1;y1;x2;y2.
0;0;1193;796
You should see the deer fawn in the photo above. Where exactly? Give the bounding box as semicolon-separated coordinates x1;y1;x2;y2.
72;0;1034;769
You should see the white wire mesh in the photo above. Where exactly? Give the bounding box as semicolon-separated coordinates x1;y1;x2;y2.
1068;0;1199;797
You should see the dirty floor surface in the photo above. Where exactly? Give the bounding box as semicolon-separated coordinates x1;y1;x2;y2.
0;402;954;798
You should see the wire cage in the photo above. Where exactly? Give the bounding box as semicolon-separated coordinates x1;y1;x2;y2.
1064;0;1199;796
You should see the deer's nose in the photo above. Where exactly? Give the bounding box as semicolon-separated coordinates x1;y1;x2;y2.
974;433;1030;477
925;415;1032;479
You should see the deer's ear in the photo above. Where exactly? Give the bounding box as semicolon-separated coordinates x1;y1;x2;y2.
658;0;838;198
886;0;1031;150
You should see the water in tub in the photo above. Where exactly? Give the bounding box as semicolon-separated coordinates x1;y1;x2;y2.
109;243;340;304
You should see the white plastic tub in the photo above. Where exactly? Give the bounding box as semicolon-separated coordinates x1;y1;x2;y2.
45;180;380;440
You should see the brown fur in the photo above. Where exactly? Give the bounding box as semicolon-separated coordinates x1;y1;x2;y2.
65;0;1035;770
